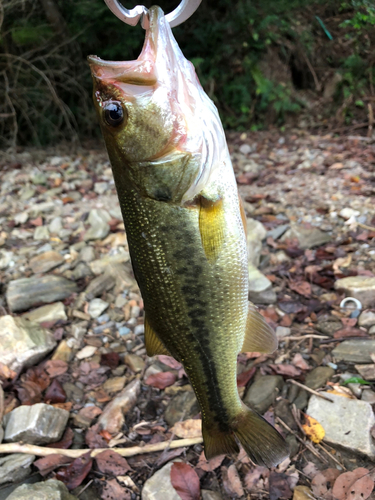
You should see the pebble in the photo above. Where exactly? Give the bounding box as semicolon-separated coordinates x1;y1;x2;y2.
33;225;50;240
23;302;67;324
248;265;276;304
89;251;130;275
307;392;375;457
0;454;35;485
282;223;331;249
354;364;375;380
6;479;78;500
0;315;56;372
316;315;342;336
164;391;200;426
246;218;267;268
63;382;84;403
124;353;145;373
84;208;111;241
276;326;291;339
334;276;375;309
88;298;109;318
102;376;126;394
76;345;97;360
305;366;335;389
6;275;78;312
202;491;223;500
94;181;109;194
243;375;283;414
142;460;182;500
267;224;290;241
29;250;64;274
71;262;92;280
85;273;116;300
4;403;69;444
361;389;375;403
339;208;360;220
48;216;63;234
370;325;375;334
79;245;96;263
358;310;375;327
52;339;73;362
332;339;375;363
0;249;13;270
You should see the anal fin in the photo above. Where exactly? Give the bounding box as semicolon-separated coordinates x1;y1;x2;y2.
241;303;278;354
202;420;239;460
144;316;172;357
199;196;225;264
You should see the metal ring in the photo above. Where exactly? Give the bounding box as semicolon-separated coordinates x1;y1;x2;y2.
104;0;202;28
339;297;362;310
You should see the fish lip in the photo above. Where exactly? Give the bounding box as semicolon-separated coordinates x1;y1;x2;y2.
87;55;130;67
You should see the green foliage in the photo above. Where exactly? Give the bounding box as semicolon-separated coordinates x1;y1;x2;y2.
340;0;375;31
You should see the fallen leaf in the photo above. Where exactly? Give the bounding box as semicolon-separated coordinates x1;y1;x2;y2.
326;386;356;398
158;355;182;370
244;466;269;492
270;364;302;377
86;423;109;449
332;468;370;500
55;452;93;490
237;367;256;387
303;414;325;444
44;379;66;404
95;450;131;476
222;464;245;498
302;462;319;479
78;405;102;420
289;281;312;297
145;371;177;389
293;485;315;500
101;478;131;500
311;468;341;499
171;419;202;439
292;353;310;370
34;454;73;476
346;475;374;500
170;462;200;500
44;360;68;377
333;328;368;339
269;472;293;500
196;452;225;472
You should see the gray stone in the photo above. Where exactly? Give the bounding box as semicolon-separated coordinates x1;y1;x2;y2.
370;325;375;334
88;298;109;318
34;226;50;241
305;367;335;390
89;251;130;275
6;479;78;500
79;245;96;263
202;491;223;500
7;276;78;312
48;217;63;234
316;316;342;336
243;375;284;414
0;454;35;485
29;251;64;274
354;364;375;380
23;302;67;324
4;403;69;445
276;326;291;339
358;310;375;327
164;391;200;426
124;353;145;373
0;250;13;270
84;273;115;300
142;461;181;500
282;223;331;249
307;392;375;458
332;339;375;363
334;276;375;309
84;209;111;241
0;315;56;372
293;389;309;410
267;224;290;241
94;182;109;195
248;265;276;304
246;218;267;268
63;382;84;403
71;262;93;280
361;389;375;403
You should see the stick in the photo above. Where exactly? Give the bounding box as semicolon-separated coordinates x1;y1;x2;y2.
281;335;329;341
317;443;346;470
357;222;375;232
0;437;203;459
286;380;334;402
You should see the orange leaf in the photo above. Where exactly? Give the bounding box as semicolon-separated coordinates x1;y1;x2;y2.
303;415;325;443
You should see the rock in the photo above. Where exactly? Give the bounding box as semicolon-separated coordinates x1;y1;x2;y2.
29;251;64;274
293;389;309;410
332;339;375;363
0;315;56;372
84;209;111;241
246;218;267;267
339;208;360;220
361;389;375;403
307;392;375;458
94;182;109;195
370;325;375;334
34;226;50;240
52;340;73;362
23;302;67;324
316;315;342;336
85;273;116;300
282;223;331;249
63;382;84;403
4;403;69;444
0;454;35;485
142;460;181;500
243;375;284;414
71;262;93;280
267;224;290;241
76;345;97;360
276;326;291;339
88;298;109;319
89;251;130;275
355;364;375;380
6;479;78;500
334;276;375;309
202;491;223;500
358;310;375;327
79;245;96;263
248;265;276;304
124;354;145;373
293;486;314;500
7;276;77;312
48;217;63;234
102;376;126;394
0;249;13;270
164;391;200;426
305;367;335;389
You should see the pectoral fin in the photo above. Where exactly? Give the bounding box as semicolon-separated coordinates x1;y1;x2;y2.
241;303;278;354
144;316;171;357
199;196;225;263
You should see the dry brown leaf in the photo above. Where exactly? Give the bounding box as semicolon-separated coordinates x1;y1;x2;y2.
171;419;202;439
332;468;370;500
311;469;342;500
292;353;310;370
196;452;225;472
222;465;245;498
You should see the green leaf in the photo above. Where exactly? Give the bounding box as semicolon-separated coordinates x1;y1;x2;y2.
342;377;370;385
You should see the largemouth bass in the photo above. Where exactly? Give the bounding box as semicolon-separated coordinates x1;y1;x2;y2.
88;6;288;467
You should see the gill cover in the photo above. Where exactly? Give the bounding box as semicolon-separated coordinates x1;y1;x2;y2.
88;6;226;202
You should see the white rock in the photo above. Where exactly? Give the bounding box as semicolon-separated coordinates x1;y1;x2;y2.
339;208;360;220
358;310;375;327
334;276;375;308
246;218;267;267
276;326;291;339
90;250;130;275
48;216;63;234
248;264;276;304
6;478;78;500
307;392;375;457
0;250;13;270
34;226;50;240
14;212;29;225
142;460;181;500
76;345;97;360
88;298;109;318
0;454;35;485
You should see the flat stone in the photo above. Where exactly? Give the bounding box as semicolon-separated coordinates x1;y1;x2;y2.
282;223;331;249
29;251;64;274
267;224;289;241
370;325;375;334
355;364;375;380
340;208;360;220
0;454;35;485
102;376;126;394
94;182;109;195
6;479;78;500
48;217;63;234
23;302;67;324
76;345;97;360
124;354;145;373
332;339;375;363
52;340;73;362
361;389;375;403
7;276;77;312
89;251;130;275
84;209;111;241
307;392;375;458
358;310;375;327
246;218;267;268
164;391;200;426
79;245;96;263
248;265;276;304
4;403;69;445
0;249;13;270
0;315;56;372
243;375;284;414
316;316;342;336
63;382;84;403
34;226;50;241
276;326;291;339
305;367;335;389
85;273;116;300
142;461;181;500
71;262;93;280
334;276;375;309
202;491;223;500
88;298;109;319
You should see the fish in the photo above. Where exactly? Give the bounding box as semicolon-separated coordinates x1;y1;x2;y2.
88;6;289;467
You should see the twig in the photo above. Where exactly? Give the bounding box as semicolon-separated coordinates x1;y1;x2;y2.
320;336;370;344
317;442;346;470
77;479;93;496
0;437;203;459
286;380;334;403
367;103;374;138
301;50;321;92
357;222;375;232
281;335;329;341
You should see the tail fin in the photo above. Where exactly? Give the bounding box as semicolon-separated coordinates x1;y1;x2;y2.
202;421;239;460
232;404;289;467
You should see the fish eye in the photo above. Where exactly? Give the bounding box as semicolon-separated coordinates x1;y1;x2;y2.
103;101;125;127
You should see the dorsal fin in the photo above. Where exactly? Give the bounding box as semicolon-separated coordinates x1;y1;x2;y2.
241;303;278;354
